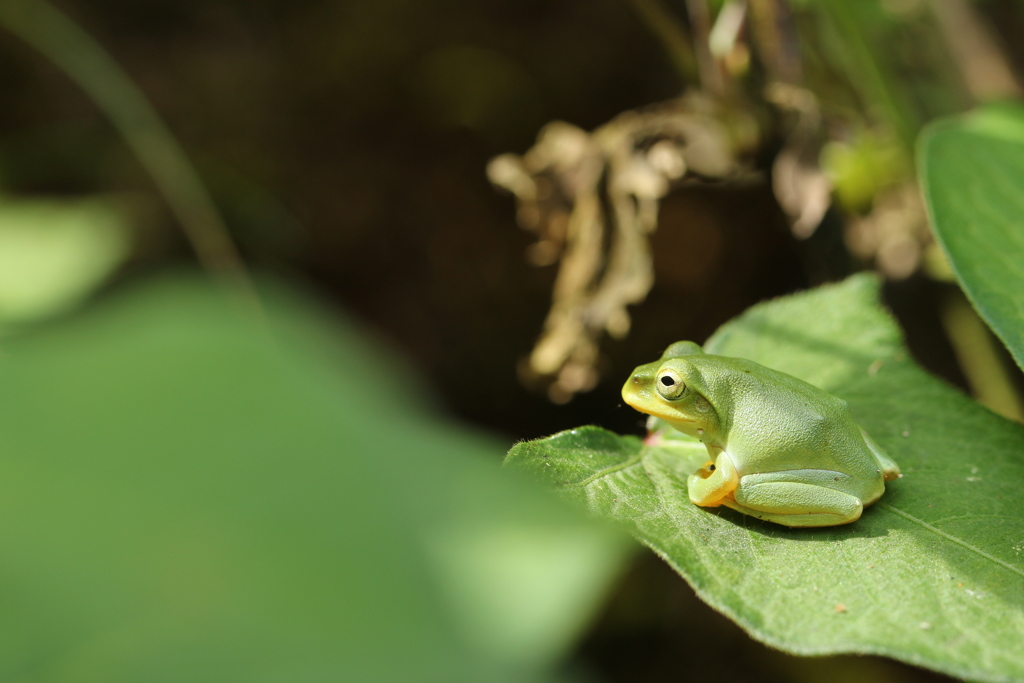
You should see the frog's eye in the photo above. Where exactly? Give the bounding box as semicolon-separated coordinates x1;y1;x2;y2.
656;368;686;399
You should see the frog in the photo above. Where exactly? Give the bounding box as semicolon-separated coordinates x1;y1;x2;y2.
621;341;900;527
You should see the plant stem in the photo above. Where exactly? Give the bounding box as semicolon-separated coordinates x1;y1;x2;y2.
941;290;1024;423
625;0;699;85
685;0;725;96
928;0;1022;101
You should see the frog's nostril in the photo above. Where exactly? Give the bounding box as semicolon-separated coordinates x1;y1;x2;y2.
632;375;641;384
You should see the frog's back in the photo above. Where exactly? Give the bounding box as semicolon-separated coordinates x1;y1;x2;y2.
693;355;884;498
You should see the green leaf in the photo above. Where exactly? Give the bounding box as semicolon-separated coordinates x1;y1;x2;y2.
506;275;1024;683
919;102;1024;372
0;273;630;682
0;195;130;326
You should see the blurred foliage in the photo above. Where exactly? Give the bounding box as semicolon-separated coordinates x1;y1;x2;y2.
0;194;128;326
487;0;1011;398
0;272;629;681
487;94;759;401
821;127;909;212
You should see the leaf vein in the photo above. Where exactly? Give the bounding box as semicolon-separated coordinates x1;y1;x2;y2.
572;451;645;487
878;503;1024;579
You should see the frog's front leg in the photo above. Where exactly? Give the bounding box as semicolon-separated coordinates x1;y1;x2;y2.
724;472;864;527
687;449;739;508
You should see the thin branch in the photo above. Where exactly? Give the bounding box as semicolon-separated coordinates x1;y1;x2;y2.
928;0;1022;101
626;0;699;85
747;0;802;85
685;0;725;96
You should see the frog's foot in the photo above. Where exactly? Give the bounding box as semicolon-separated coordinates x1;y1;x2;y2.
860;429;902;482
687;452;739;508
726;480;864;528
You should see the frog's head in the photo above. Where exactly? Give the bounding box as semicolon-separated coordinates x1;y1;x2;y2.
621;341;721;441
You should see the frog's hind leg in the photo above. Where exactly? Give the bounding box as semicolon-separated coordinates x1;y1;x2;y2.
726;479;864;528
860;429;901;481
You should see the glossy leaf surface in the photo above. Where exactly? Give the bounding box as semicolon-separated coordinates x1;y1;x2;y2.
920;102;1024;371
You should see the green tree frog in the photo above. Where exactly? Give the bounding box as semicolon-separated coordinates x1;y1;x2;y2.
622;341;901;527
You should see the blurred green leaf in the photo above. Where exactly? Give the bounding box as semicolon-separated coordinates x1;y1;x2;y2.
0;195;129;326
919;102;1024;373
0;273;629;682
506;275;1024;683
821;128;908;211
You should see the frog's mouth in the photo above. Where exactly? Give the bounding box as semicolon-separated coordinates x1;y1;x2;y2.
646;408;694;425
622;392;694;425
